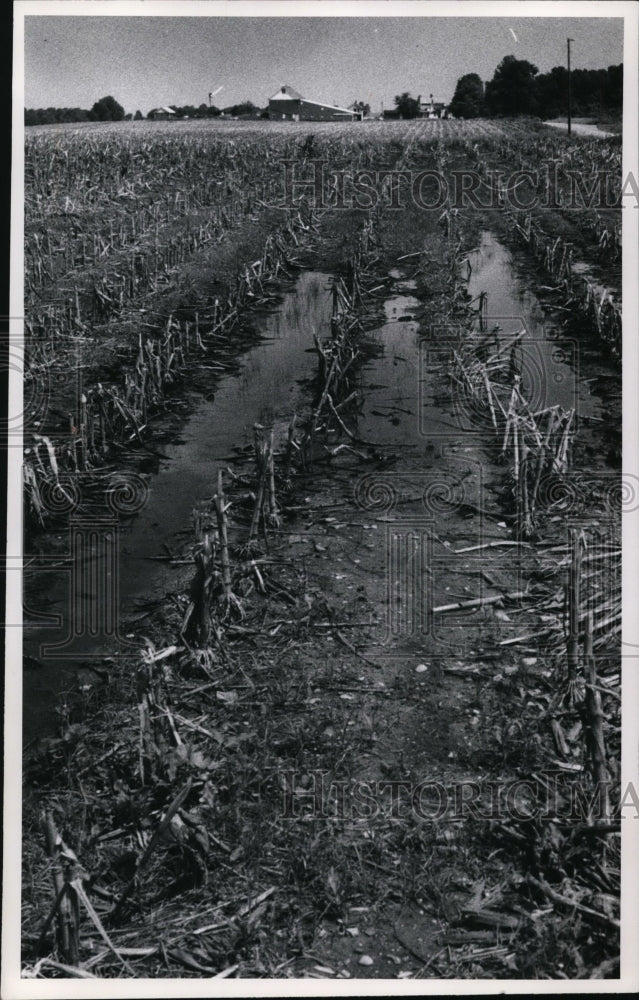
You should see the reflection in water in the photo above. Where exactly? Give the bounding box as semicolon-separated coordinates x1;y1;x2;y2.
357;231;598;456
24;239;601;738
465;231;588;412
24;272;332;737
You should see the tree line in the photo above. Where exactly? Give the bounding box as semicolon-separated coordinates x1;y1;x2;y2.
26;59;623;127
390;58;622;120
166;101;262;118
449;57;622;119
25;95;128;126
24;96;267;126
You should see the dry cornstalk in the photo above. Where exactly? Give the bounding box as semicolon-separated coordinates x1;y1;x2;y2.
554;410;575;472
266;428;279;525
41;813;80;965
214;469;233;604
284;413;298;479
519;433;533;537
312;353;340;434
584;613;611;824
433;590;527;614
502;377;520;454
111;780;193;922
326;393;359;441
512;413;520;484
566;529;583;685
482;369;498;432
248;424;268;545
492;330;525;361
527;874;619;931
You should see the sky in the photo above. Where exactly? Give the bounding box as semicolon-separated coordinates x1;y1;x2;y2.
22;12;624;115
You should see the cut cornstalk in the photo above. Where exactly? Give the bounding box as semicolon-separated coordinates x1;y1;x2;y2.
42;813;80;965
566;529;583;684
248;425;268;545
584;613;611;824
214;469;233;605
266;428;279;526
433;590;527;614
482;368;498;432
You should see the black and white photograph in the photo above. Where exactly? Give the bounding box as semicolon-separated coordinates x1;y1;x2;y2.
4;1;639;994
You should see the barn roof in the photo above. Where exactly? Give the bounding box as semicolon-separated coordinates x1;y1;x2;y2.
298;98;354;115
268;86;354;116
149;106;176;115
269;85;303;101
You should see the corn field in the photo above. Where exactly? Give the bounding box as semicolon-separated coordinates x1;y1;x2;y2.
22;117;624;982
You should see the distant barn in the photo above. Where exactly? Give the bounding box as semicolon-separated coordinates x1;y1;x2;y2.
147;107;177;121
268;85;356;122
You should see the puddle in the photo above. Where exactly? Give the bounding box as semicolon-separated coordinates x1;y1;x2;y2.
355;291;436;448
352;284;469;453
570;259;619;305
344;242;616;654
467;232;577;409
464;231;601;417
24;271;333;738
23;238;613;739
356;233;602;459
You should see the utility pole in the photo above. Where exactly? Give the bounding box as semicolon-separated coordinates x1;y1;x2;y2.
567;38;573;137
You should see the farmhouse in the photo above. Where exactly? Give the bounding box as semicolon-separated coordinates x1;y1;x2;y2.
147;107;177;121
268;85;356;122
418;94;449;119
382;94;451;121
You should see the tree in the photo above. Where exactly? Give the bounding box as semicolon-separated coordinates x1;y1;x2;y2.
25;106;88;125
534;65;568;119
394;92;420;119
531;62;622;119
485;55;539;116
223;101;259;117
603;64;623;110
134;109;144;120
89;95;125;122
174;105;202;119
449;74;485;119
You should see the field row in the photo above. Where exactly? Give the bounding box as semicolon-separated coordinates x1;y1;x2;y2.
26;115;511;141
22;193;621;980
23;120;623;527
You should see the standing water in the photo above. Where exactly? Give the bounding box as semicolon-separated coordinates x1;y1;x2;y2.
354;230;599;455
464;230;601;419
25;272;333;739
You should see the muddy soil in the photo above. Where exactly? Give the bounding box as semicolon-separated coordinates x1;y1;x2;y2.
22;154;621;980
23;206;365;735
473;146;622;301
